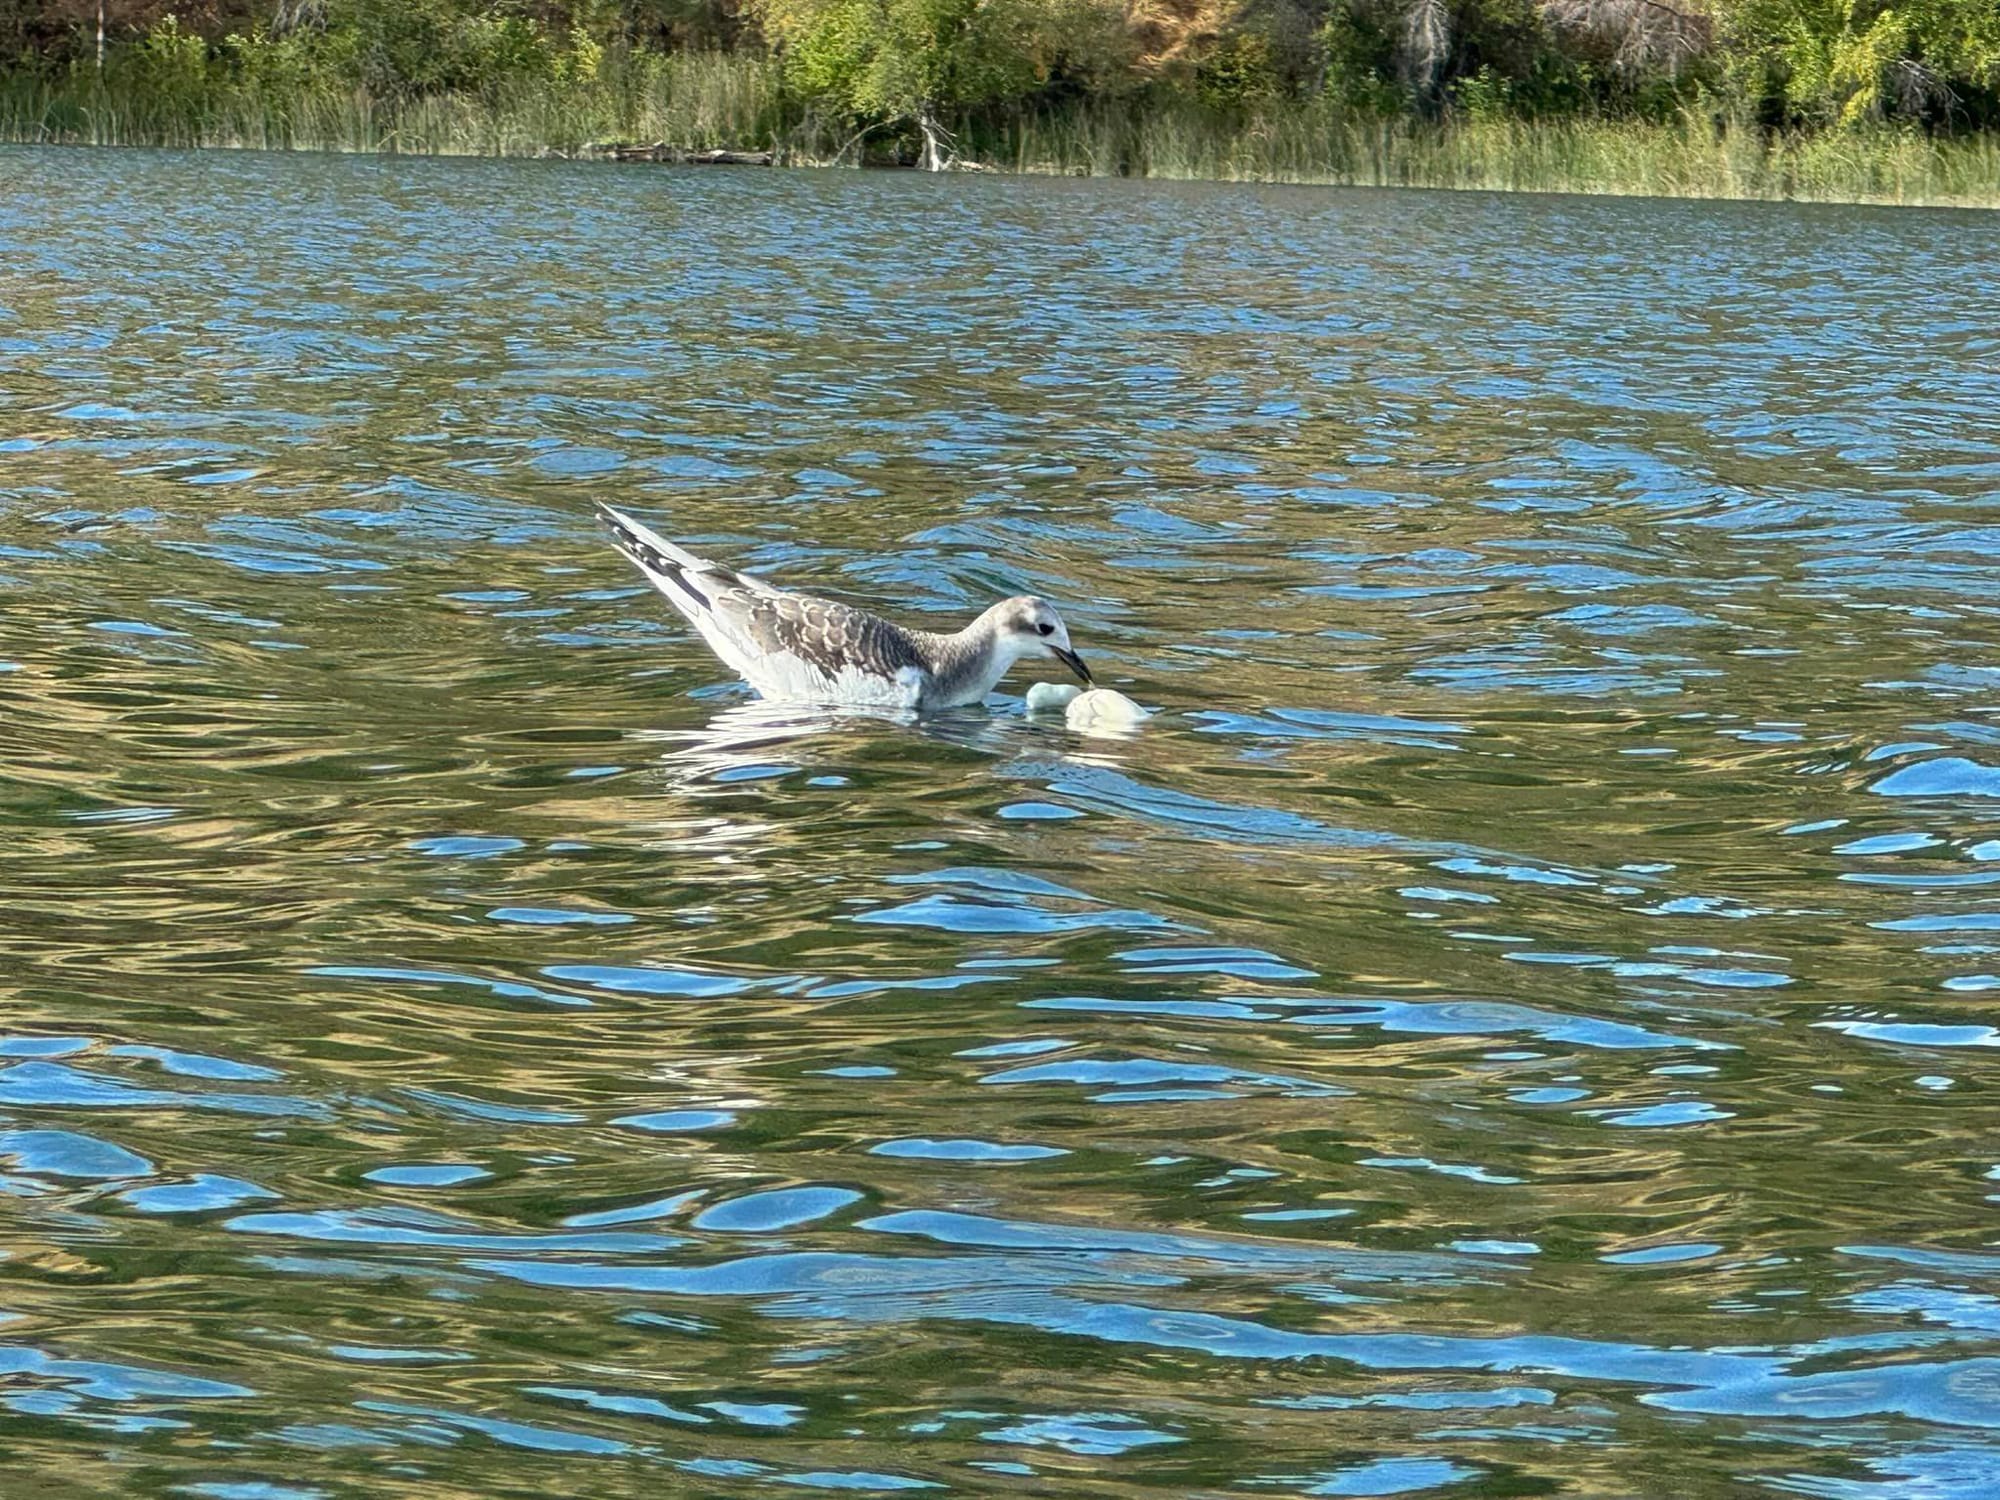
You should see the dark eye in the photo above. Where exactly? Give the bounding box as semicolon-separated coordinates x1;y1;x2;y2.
1036;622;1054;636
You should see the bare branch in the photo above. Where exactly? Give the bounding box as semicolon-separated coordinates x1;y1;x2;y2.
915;102;960;170
271;0;329;38
1889;58;1957;120
1539;0;1712;75
1401;0;1449;98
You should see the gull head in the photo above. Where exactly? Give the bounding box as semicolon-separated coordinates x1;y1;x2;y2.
990;596;1091;686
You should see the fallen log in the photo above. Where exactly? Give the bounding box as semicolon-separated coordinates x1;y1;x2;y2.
681;148;775;167
587;142;774;166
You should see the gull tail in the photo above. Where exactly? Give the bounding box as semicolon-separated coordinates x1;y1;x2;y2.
596;503;722;617
596;504;775;687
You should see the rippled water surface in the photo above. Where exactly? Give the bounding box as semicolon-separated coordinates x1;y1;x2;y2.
5;147;2000;1497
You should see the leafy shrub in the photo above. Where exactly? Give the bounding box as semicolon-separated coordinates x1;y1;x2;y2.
1195;33;1279;107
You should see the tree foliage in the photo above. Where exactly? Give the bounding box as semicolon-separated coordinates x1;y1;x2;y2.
3;0;1998;139
1725;0;2000;124
753;0;1124;126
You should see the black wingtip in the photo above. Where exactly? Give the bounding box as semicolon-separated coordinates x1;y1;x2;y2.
597;504;714;612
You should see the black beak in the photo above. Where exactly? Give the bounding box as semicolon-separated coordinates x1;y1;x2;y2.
1052;646;1093;686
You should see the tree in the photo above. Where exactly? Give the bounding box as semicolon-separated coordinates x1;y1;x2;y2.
1723;0;2000;125
752;0;1125;165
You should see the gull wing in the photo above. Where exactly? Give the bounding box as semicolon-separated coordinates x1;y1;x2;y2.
597;504;931;705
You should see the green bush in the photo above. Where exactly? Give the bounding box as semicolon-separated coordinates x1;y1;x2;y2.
1724;0;2000;127
1195;34;1280;108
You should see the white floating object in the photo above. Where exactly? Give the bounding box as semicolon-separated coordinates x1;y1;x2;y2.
1025;682;1083;713
1065;687;1150;736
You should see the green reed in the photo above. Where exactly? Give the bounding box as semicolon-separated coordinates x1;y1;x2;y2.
985;103;2000;207
3;58;1996;207
0;53;789;158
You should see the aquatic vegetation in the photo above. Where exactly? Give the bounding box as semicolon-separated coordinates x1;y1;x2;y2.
0;49;796;158
995;101;2000;204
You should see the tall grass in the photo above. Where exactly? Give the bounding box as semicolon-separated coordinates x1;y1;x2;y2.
0;53;788;157
3;55;1997;207
987;102;2000;207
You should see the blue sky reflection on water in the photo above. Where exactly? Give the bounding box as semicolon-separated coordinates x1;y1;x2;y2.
2;147;2000;1495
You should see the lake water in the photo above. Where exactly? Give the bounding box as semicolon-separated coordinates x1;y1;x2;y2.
4;146;2000;1498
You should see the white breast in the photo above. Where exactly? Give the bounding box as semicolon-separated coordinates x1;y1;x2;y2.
745;654;928;710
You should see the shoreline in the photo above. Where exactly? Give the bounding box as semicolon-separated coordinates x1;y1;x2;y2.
15;134;2000;214
5;77;1997;212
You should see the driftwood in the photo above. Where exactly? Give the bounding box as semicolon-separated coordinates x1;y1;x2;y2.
828;110;990;171
681;148;775;166
590;142;775;166
586;133;995;172
914;105;956;172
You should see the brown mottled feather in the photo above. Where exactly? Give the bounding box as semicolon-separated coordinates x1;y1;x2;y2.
738;593;929;682
598;504;939;695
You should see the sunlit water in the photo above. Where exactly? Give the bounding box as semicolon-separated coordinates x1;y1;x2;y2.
4;146;2000;1498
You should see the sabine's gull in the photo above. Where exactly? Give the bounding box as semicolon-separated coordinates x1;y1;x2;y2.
599;504;1092;713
